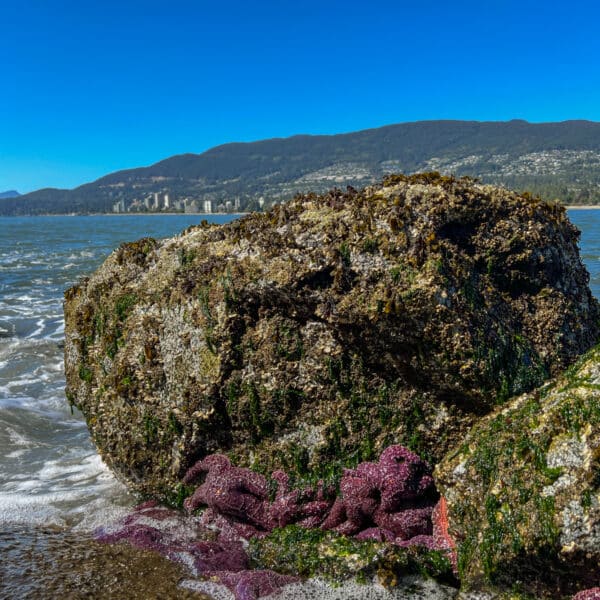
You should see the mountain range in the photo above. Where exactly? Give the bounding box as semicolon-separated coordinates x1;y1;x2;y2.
2;119;600;215
0;190;20;199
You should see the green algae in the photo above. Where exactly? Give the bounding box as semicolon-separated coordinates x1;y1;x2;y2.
248;525;456;586
437;344;600;596
78;365;93;383
143;412;160;444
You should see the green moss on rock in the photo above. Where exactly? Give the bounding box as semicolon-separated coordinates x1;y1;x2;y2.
248;525;456;586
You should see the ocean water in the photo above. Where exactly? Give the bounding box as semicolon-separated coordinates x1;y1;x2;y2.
570;210;600;295
0;215;238;534
0;210;599;597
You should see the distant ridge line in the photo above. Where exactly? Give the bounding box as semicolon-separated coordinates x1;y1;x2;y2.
3;119;600;215
0;190;20;199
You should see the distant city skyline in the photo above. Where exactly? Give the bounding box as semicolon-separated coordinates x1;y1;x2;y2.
2;0;599;193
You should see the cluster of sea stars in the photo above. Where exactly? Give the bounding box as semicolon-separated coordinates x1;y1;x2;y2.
183;445;444;548
96;446;456;599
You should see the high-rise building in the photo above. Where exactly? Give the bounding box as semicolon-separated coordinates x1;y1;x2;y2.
113;199;126;213
185;200;200;213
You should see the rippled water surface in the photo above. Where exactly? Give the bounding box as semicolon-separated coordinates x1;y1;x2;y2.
569;210;600;297
0;215;237;533
0;210;599;598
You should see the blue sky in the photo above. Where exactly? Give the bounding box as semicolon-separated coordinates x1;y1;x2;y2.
1;0;599;193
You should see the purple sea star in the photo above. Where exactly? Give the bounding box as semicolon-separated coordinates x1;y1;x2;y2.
573;589;600;600
183;454;271;530
318;445;438;541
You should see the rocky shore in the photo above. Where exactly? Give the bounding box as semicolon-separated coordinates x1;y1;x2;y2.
63;174;600;598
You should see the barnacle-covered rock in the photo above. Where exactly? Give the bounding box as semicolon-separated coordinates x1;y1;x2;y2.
63;174;599;497
435;344;600;598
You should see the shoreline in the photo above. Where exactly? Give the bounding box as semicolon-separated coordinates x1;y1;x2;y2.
2;206;600;217
88;212;250;217
0;212;251;218
565;205;600;209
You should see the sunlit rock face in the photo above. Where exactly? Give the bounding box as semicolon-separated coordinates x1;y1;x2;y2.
435;344;600;598
64;174;599;498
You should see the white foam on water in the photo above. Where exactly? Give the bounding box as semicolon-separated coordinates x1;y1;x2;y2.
180;580;235;600
0;486;132;530
0;395;39;409
5;377;43;388
0;321;15;337
0;336;61;357
0;394;70;419
70;493;135;532
66;250;95;260
0;488;90;525
6;426;34;448
33;359;64;382
5;448;28;459
31;278;53;285
36;454;106;484
0;338;65;401
30;318;46;338
10;480;42;492
0;451;133;531
1;420;37;464
0;340;22;361
13;293;38;304
0;308;26;320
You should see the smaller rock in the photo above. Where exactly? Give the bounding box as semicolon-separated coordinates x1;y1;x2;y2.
435;344;600;596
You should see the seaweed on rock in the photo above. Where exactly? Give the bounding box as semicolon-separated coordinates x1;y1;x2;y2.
435;343;600;598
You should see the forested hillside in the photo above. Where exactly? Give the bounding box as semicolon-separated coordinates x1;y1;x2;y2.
3;120;600;215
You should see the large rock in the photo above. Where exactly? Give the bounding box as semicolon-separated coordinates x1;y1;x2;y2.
435;344;600;598
63;174;599;498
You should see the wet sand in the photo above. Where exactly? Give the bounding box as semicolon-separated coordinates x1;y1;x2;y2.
0;526;212;600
